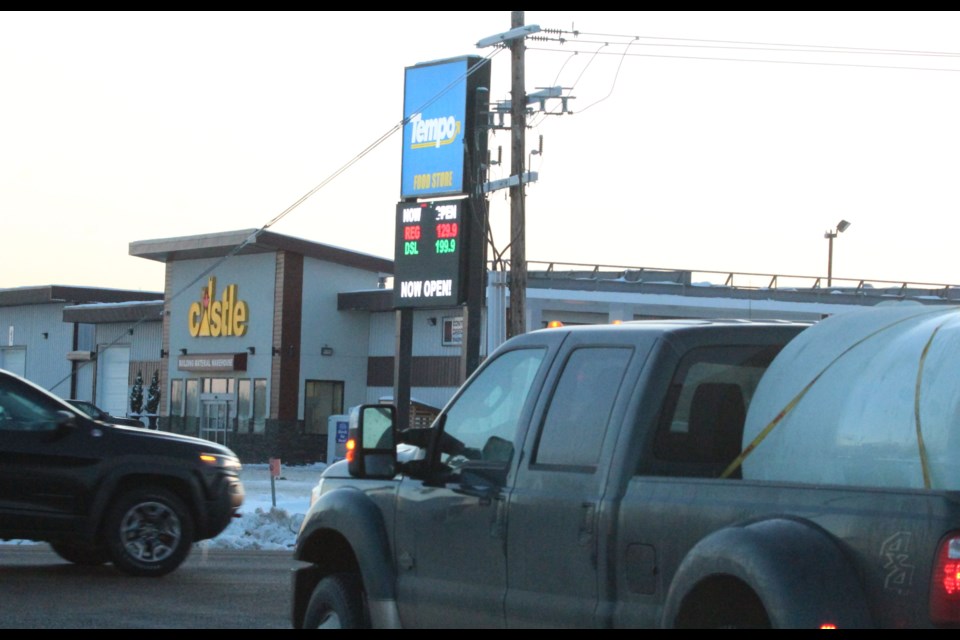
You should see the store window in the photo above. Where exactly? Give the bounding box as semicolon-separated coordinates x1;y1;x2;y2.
237;379;252;433
203;377;235;395
304;380;344;435
185;379;199;434
253;379;267;434
170;379;184;417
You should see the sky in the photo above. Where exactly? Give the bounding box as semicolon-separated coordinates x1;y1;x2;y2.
4;11;960;292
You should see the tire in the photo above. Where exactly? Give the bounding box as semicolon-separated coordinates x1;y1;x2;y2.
103;487;195;577
49;541;110;566
302;573;367;629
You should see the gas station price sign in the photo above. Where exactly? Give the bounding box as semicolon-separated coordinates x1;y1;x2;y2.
394;200;467;308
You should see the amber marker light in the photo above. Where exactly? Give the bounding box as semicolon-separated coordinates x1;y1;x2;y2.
547;320;563;328
345;438;357;462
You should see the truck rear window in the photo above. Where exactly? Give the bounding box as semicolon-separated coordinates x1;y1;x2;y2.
649;344;784;478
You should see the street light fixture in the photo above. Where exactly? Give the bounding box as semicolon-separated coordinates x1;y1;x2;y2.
825;219;851;287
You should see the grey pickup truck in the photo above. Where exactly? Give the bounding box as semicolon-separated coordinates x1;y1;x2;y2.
291;316;960;628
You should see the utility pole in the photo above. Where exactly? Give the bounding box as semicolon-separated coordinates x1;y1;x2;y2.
508;10;527;338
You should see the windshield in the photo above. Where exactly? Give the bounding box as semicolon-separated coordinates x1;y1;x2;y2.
68;400;99;418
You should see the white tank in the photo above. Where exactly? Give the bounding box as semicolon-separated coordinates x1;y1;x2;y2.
741;302;960;489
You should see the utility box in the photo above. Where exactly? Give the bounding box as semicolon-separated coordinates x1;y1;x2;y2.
327;414;350;464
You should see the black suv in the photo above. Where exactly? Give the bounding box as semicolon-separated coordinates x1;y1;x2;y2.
0;368;244;577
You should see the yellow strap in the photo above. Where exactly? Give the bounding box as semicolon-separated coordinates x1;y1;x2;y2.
914;319;950;489
720;307;958;480
721;370;821;479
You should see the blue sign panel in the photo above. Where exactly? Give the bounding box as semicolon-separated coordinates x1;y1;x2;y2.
336;420;349;444
401;56;487;199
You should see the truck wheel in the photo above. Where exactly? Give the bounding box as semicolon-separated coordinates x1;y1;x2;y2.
49;541;110;566
103;487;195;577
303;573;367;629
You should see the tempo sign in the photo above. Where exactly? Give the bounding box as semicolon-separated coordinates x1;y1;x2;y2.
393;200;468;309
400;55;490;200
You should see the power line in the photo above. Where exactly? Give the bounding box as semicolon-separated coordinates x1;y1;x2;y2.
542;29;960;58
557;37;960;60
527;44;960;74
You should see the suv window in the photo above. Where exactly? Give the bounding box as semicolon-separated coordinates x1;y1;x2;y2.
533;347;632;469
0;375;60;432
440;347;547;470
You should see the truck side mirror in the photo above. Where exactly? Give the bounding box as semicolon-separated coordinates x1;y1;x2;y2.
347;404;398;479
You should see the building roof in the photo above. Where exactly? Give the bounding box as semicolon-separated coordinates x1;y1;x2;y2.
62;300;164;323
338;289;395;312
0;285;163;308
129;228;394;275
336;266;960;313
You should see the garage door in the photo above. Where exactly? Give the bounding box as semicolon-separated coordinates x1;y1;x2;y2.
0;348;26;377
97;346;130;418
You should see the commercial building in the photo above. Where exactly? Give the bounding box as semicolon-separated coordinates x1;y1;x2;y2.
4;227;960;463
0;286;164;414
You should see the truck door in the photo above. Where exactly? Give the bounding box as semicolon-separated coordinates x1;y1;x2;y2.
505;333;645;628
393;338;562;628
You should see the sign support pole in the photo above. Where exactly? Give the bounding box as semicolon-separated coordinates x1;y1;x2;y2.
462;195;484;382
393;308;413;432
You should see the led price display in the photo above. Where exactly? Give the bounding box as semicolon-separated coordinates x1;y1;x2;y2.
394;200;467;309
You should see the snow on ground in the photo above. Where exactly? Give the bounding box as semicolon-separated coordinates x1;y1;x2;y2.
200;462;327;551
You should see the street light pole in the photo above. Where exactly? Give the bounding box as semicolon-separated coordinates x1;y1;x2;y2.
826;231;835;287
825;219;851;287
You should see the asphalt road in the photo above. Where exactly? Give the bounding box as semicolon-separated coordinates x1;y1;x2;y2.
0;545;298;628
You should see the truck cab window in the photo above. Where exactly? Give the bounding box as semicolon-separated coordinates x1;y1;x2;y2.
533;347;632;469
649;344;782;477
439;347;547;470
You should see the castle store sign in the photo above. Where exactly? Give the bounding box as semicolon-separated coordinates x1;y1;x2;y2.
188;277;250;337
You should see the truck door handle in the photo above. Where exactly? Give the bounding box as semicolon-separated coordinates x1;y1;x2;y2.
453;483;495;504
492;494;507;540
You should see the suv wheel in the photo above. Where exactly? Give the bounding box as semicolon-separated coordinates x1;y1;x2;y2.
50;541;110;566
103;487;195;577
303;573;367;628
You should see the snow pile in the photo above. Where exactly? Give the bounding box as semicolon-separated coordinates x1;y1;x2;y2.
199;462;324;550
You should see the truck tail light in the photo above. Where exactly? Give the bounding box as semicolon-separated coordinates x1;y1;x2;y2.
930;533;960;624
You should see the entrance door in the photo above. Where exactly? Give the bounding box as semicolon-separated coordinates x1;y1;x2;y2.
200;395;232;445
